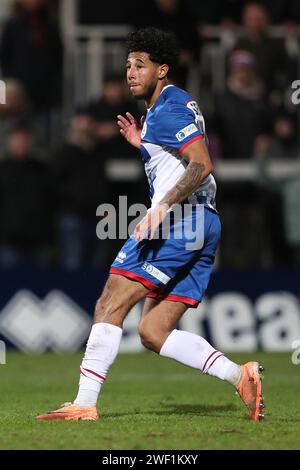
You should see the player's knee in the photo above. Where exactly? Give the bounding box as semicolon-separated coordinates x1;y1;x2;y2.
138;320;164;353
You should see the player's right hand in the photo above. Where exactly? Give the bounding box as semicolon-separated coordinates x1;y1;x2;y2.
117;112;142;149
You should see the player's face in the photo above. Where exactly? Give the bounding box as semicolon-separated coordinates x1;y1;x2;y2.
126;52;161;100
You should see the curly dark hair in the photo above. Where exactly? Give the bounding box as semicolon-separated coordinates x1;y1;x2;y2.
126;27;180;72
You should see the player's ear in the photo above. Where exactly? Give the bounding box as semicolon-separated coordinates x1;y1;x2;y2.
158;64;169;79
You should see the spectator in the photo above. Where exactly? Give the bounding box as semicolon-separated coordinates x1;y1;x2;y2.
0;79;31;157
88;74;142;207
0;0;63;139
215;49;273;267
255;113;300;161
128;0;199;87
252;113;300;267
234;2;290;106
0;122;56;267
54;109;109;270
88;74;140;152
88;75;150;260
215;49;271;160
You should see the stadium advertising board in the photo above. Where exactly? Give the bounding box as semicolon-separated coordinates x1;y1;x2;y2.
0;269;299;352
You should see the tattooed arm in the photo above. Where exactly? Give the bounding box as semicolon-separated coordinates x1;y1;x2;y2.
134;138;214;241
159;137;213;208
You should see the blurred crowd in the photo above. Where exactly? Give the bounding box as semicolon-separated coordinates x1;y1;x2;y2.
0;0;300;270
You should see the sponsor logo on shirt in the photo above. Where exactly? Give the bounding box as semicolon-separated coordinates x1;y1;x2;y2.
142;262;170;284
116;251;127;263
175;123;198;142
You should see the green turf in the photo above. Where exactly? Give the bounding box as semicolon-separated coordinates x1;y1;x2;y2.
0;351;299;450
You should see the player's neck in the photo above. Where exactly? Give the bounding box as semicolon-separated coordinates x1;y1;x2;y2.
146;79;169;109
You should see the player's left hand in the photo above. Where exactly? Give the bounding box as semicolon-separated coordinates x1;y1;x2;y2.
134;203;169;241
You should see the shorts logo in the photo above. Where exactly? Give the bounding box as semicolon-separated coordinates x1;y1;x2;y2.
142;263;170;284
115;251;126;263
176;123;198;142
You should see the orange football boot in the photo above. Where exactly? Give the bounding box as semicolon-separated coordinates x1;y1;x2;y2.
36;402;99;421
236;362;265;421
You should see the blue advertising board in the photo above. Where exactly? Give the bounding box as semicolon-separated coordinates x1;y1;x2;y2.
0;269;299;353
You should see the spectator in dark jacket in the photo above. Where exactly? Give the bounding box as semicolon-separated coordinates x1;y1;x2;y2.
128;0;199;87
0;122;57;267
0;0;63;112
234;2;291;106
55;109;109;270
88;74;141;159
215;50;271;160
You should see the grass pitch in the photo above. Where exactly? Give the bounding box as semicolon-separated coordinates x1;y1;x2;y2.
0;351;299;450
